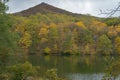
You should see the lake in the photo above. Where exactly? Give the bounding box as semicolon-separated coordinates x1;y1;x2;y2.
23;55;120;80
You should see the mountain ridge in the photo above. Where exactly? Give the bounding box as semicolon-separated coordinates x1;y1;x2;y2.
14;2;83;17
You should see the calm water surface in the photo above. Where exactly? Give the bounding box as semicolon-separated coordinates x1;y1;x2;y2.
27;55;120;80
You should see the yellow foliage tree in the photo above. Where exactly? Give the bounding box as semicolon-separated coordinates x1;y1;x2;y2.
115;37;120;54
91;21;107;35
44;47;51;54
40;38;48;43
116;26;120;33
19;32;32;49
108;27;118;38
39;27;49;35
50;23;57;28
76;21;86;29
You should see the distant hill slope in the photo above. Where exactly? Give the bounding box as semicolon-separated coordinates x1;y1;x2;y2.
14;2;83;17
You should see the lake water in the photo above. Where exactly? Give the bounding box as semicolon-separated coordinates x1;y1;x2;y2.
27;55;120;80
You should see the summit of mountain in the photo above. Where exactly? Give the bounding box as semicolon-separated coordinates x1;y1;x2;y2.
14;2;82;17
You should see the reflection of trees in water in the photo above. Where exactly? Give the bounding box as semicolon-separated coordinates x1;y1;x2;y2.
102;57;120;80
76;56;111;74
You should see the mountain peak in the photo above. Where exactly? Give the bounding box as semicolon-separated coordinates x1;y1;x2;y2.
15;2;81;17
36;2;53;8
40;2;48;5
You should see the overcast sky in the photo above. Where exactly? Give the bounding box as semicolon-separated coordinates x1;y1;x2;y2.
7;0;120;17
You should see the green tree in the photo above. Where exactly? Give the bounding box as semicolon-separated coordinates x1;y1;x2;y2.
46;69;66;80
0;0;17;65
0;0;8;14
76;27;93;53
96;35;112;55
8;61;38;80
48;23;59;53
114;37;120;54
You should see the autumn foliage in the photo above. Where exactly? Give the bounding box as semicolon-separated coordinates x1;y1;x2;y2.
9;13;120;55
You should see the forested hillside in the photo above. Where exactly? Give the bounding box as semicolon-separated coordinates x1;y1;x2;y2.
10;3;120;55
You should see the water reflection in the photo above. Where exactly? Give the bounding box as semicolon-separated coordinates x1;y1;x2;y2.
3;55;120;80
28;55;120;80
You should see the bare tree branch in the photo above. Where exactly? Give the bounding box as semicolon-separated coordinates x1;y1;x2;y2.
100;2;120;17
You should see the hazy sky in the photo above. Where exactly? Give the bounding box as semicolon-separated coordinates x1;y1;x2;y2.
7;0;120;17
